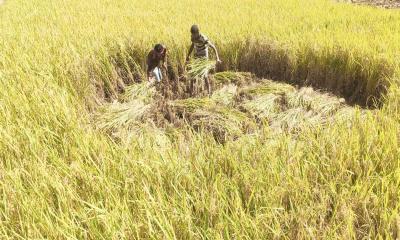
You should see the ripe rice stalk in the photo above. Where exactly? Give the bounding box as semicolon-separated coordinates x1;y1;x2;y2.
334;106;367;124
239;80;295;97
169;97;215;113
114;123;173;154
187;58;216;79
270;108;324;134
120;82;156;103
240;94;283;120
110;48;144;84
286;87;345;115
191;109;242;135
190;106;254;142
212;71;253;86
211;84;238;106
95;100;152;132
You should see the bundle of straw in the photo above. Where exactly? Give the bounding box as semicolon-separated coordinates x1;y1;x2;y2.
187;59;216;79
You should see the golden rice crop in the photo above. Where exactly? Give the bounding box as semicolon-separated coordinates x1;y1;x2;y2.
1;0;400;238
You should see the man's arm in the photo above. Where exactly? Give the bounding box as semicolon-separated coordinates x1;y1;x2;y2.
147;67;152;81
146;52;153;81
186;43;194;62
209;42;221;63
162;49;167;69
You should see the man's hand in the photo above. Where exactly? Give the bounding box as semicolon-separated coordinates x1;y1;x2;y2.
163;63;167;70
216;59;222;64
147;76;156;86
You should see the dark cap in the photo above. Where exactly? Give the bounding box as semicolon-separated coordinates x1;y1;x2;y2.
190;25;199;34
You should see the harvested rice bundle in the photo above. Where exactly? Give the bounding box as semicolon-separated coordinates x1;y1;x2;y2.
190;106;255;143
187;58;216;79
169;97;215;113
212;71;254;86
168;96;256;142
333;106;367;124
286;87;345;115
239;94;283;120
270;107;324;134
211;84;238;106
239;80;295;98
95;99;152;132
120;82;156;103
191;109;242;137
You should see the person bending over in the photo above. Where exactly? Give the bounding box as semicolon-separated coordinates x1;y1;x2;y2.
146;43;167;82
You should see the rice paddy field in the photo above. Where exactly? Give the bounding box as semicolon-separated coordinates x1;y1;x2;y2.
1;0;400;239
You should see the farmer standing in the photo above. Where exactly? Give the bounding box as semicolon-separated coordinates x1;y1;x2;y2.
146;44;167;82
186;25;221;95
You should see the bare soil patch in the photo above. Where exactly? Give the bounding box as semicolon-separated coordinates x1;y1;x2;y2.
346;0;400;8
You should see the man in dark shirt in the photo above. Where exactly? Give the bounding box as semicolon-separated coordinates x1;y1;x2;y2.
146;44;167;82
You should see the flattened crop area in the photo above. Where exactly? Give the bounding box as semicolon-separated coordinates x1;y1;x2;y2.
95;69;365;144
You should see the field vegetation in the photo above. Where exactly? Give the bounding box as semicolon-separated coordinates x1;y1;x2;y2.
1;0;400;239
